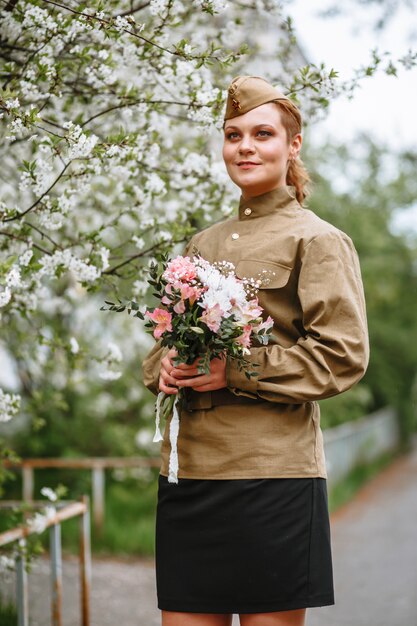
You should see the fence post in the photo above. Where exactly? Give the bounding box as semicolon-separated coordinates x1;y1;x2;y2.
80;495;91;626
22;466;34;502
16;539;29;626
92;466;105;532
50;522;63;626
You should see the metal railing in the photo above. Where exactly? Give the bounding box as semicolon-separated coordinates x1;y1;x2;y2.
4;456;160;532
0;496;91;626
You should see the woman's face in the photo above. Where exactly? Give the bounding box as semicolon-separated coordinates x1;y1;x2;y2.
222;102;302;198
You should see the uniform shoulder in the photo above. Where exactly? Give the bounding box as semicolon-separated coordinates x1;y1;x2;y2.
186;216;237;248
297;206;353;246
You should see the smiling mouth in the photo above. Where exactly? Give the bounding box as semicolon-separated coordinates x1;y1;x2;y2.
237;161;261;168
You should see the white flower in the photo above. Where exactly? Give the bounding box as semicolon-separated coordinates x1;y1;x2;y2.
149;0;170;15
4;98;20;109
38;249;101;284
0;389;21;422
26;505;56;535
97;246;110;271
70;337;79;354
114;15;130;32
65;122;98;159
40;487;58;502
39;211;64;230
6;266;21;288
19;249;33;266
99;369;122;380
0;287;11;308
132;235;145;250
145;173;166;195
106;144;121;157
157;230;172;242
27;512;47;534
107;342;122;362
132;279;148;297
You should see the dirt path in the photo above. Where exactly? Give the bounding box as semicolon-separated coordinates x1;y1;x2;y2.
2;442;416;626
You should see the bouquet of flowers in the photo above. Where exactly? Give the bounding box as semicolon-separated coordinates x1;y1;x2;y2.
103;251;274;483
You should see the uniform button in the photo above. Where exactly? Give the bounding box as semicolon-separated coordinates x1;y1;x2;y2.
244;208;252;216
231;233;239;240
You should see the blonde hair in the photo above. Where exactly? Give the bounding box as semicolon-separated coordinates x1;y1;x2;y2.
275;99;312;205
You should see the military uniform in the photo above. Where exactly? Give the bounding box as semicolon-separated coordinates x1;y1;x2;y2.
144;76;369;615
142;184;369;480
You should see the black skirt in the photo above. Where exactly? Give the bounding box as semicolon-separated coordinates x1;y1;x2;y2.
155;475;334;614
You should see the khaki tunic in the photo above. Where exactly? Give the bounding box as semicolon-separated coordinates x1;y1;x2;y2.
142;185;369;479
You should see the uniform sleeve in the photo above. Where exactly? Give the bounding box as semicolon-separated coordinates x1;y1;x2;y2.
226;231;370;404
141;339;170;396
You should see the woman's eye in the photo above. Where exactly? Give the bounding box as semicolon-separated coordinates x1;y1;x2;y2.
257;130;272;137
226;132;239;140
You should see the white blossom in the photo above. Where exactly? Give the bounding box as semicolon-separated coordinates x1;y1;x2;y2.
145;173;166;195
38;249;101;284
65;122;98;159
70;337;80;354
149;0;170;15
132;235;145;250
19;249;34;266
4;98;20;109
40;487;58;502
107;342;122;362
98;246;110;270
114;16;130;32
6;266;21;288
99;369;122;381
132;279;148;297
0;287;12;308
27;506;56;534
39;211;64;230
0;389;21;422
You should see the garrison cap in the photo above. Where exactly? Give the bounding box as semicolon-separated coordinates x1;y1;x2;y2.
224;75;291;121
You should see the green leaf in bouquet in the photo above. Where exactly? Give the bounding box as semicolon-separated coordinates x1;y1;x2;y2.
188;325;203;334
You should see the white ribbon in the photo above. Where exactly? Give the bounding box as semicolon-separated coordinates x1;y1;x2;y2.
153;391;165;442
167;395;180;484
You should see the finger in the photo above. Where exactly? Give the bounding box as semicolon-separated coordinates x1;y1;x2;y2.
172;368;202;379
158;376;179;395
158;378;179;394
177;375;210;388
160;369;181;389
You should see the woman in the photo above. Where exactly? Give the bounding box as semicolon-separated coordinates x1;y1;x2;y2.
142;76;369;626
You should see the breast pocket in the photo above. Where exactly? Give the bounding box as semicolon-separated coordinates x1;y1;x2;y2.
235;259;292;290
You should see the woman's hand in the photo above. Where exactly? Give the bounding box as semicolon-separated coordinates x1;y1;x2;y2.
159;348;227;394
159;348;181;395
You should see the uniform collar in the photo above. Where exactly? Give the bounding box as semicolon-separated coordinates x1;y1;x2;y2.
238;185;298;220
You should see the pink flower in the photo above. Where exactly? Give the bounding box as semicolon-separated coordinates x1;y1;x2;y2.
236;324;252;349
235;299;263;324
180;283;204;304
163;256;197;284
258;315;274;332
173;300;186;314
200;303;224;333
145;308;173;339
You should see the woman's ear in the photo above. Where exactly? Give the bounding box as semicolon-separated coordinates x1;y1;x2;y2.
290;133;302;159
